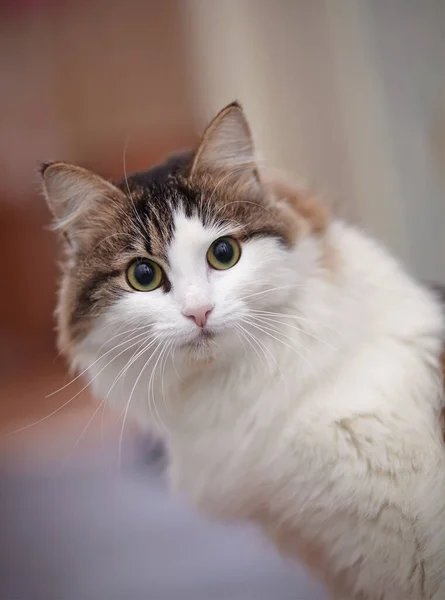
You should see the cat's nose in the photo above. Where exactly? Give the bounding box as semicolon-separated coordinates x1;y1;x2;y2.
182;304;214;328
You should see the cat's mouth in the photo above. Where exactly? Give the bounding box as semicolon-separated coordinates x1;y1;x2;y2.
180;329;215;351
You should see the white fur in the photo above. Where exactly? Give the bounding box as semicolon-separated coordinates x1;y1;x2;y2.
76;212;445;600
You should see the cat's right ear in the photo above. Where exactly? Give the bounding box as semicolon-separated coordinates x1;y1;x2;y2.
40;162;126;247
189;102;261;194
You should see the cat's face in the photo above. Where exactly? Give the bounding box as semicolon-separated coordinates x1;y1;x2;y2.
41;103;325;366
94;209;295;360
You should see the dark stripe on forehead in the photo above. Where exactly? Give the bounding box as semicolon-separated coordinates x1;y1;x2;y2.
146;209;175;260
127;186;175;258
176;183;199;219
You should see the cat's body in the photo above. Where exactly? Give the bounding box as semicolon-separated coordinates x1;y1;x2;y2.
42;104;445;599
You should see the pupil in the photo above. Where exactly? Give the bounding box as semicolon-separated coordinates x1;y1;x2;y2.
214;240;234;263
134;262;154;286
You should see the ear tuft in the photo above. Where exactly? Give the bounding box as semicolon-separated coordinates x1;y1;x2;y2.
38;161;56;177
223;100;242;111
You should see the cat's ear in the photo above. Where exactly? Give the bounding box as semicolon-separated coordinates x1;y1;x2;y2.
190;102;260;191
40;162;126;247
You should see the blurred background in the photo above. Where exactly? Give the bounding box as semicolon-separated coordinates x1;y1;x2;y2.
0;0;444;437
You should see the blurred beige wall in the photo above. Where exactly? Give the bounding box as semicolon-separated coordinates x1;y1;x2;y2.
184;0;445;282
364;0;445;282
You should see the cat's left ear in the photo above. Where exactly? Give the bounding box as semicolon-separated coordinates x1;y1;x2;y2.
40;161;126;247
190;102;261;192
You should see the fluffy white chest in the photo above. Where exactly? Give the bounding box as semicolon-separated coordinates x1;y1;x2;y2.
77;219;445;599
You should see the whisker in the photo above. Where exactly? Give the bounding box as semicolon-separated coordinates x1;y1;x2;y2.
239;283;308;302
234;323;269;371
98;333;162;443
238;320;285;383
113;335;163;417
46;325;153;398
117;339;163;471
10;333;154;435
160;340;173;416
59;395;109;471
251;309;345;339
170;342;182;382
147;340;171;434
232;324;249;359
99;337;147;446
251;314;338;352
243;318;318;376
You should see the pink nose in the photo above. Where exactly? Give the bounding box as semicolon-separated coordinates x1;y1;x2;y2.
182;305;213;328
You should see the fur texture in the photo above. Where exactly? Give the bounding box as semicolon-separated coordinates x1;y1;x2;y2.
42;103;445;599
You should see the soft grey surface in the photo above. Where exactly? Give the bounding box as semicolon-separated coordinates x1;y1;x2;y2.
0;436;328;600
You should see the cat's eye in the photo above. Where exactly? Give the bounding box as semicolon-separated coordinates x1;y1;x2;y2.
207;237;241;270
126;259;163;292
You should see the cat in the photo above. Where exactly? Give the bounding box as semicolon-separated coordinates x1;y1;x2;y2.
41;102;445;600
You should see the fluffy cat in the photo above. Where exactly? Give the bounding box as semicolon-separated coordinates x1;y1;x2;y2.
41;102;445;600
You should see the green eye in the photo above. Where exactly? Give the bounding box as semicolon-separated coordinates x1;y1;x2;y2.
207;237;241;270
126;259;163;292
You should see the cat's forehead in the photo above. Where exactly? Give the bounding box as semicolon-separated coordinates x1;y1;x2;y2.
167;210;238;270
121;179;203;261
115;160;290;263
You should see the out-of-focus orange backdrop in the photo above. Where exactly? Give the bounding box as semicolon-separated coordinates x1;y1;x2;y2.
0;1;443;439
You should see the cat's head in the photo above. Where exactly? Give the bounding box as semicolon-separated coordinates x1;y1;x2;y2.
41;103;327;369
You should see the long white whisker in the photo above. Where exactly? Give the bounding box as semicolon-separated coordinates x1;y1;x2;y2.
114;335;164;422
232;324;248;359
160;340;173;416
98;333;163;442
114;335;159;396
251;314;338;352
147;341;170;433
239;283;308;302
117;339;163;470
98;334;157;445
244;318;318;376
46;325;153;398
10;333;154;435
251;309;345;339
170;342;181;382
238;320;285;385
234;323;268;370
59;396;109;471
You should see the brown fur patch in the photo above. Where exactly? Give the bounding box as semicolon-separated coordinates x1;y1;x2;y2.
262;171;329;235
183;169;299;247
262;170;339;276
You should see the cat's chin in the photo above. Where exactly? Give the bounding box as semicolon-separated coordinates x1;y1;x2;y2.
179;330;217;360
